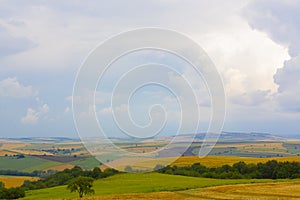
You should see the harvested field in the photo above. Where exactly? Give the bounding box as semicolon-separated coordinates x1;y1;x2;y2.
0;176;39;188
45;164;74;171
0;143;29;150
75;181;300;199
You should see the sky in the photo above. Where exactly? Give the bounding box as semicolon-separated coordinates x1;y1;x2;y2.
0;0;299;138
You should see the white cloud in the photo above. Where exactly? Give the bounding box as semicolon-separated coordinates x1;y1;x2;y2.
99;104;128;115
0;77;34;98
1;0;299;136
243;0;300;56
244;0;300;112
0;0;290;115
231;90;271;106
21;100;49;125
274;55;300;112
64;106;70;114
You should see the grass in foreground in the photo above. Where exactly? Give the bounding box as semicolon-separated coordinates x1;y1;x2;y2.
22;173;291;200
178;181;300;199
71;181;300;199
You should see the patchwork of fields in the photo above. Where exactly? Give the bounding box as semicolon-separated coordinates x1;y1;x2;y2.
0;141;101;172
1;139;300;199
1;140;300;172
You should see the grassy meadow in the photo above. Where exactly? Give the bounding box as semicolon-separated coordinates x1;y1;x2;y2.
21;173;294;200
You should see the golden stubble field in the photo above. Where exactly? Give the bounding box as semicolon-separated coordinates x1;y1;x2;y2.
0;176;39;188
0;142;54;156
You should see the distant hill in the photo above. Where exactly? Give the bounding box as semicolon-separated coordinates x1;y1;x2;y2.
165;131;286;142
0;132;288;143
197;131;285;141
1;137;80;143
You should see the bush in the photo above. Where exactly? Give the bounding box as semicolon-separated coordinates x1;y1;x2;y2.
0;187;25;199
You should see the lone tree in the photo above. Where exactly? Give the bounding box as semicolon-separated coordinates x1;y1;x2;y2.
67;176;95;198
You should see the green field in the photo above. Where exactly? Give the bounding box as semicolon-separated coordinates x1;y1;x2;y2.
21;173;291;200
0;156;60;172
70;156;101;169
84;181;300;200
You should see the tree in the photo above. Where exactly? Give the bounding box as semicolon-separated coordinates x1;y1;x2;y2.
17;154;25;159
154;164;165;171
124;166;133;172
233;161;248;174
67;176;95;198
91;167;102;179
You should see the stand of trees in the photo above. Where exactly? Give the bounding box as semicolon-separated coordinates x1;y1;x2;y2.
21;166;119;190
0;169;60;178
157;160;300;179
0;181;25;199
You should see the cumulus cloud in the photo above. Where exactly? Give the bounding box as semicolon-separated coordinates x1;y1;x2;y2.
0;0;298;136
21;99;49;125
274;55;300;112
243;0;300;56
244;0;300;112
0;77;35;98
230;90;271;106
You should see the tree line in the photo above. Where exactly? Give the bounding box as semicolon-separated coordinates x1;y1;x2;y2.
21;166;119;190
0;169;42;177
157;160;300;179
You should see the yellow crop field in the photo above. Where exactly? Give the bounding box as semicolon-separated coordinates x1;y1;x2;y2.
216;142;284;149
101;157;153;171
0;150;15;156
9;149;54;156
110;155;300;171
171;156;300;167
0;176;39;188
0;143;29;150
